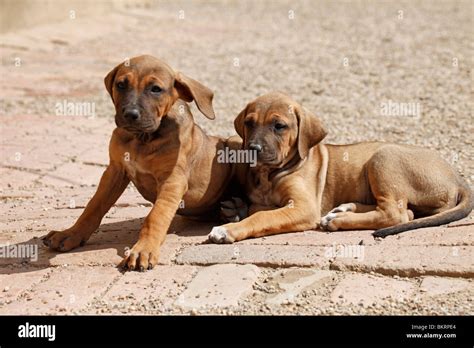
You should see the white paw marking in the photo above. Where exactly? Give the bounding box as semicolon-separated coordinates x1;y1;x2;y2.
208;226;231;244
321;204;354;231
329;203;353;214
320;213;337;228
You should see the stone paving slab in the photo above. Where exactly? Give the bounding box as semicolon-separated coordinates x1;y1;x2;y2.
419;276;472;297
266;269;334;305
1;216;81;234
331;245;474;278
330;273;417;306
99;265;198;314
0;167;42;191
382;224;474;246
39;162;105;187
176;244;331;268
239;230;378;246
0;268;51;305
1;206;84;224
175;264;260;310
0;265;120;314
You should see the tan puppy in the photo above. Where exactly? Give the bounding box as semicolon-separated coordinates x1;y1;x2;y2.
43;55;239;271
208;92;473;243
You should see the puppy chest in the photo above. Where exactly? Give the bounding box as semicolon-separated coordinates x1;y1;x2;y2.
248;174;278;206
123;159;156;189
124;159;145;178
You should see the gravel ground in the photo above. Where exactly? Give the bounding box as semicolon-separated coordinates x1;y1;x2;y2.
84;268;474;315
1;0;473;185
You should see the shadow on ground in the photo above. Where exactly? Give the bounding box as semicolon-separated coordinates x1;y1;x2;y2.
0;216;219;275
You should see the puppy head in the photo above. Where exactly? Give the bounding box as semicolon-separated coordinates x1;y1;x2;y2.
104;55;215;135
234;92;327;167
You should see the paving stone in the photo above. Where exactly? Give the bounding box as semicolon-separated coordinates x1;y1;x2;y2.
0;265;120;314
176;244;330;268
0;168;42;191
75;146;109;167
0;268;51;304
2;206;84;223
0;142;63;171
0;189;38;202
384;224;474;246
330;273;416;306
46;236;180;267
0;216;80;234
102;265;197;310
266;269;334;305
239;230;377;246
419;276;472;297
331;245;474;278
39;162;105;187
175;264;260;309
48;245;124;267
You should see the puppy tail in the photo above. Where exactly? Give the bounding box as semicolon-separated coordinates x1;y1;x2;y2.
373;182;473;238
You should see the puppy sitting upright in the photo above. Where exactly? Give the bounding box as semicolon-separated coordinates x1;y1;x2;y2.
208;92;473;243
44;55;238;271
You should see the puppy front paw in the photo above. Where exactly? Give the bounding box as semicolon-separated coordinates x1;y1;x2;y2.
42;229;87;252
118;237;160;272
220;197;248;223
320;213;338;231
208;226;235;244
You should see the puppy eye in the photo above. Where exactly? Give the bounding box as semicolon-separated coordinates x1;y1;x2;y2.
274;122;287;130
116;81;127;90
151;85;162;94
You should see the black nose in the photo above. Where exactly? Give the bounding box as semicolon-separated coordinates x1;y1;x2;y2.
123;108;140;121
249;143;262;153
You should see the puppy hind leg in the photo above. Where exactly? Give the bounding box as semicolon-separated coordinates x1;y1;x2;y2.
323;200;411;232
320;203;376;229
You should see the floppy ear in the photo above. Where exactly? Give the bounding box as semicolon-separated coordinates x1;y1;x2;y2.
104;64;120;100
174;72;215;119
294;105;327;159
233;104;248;141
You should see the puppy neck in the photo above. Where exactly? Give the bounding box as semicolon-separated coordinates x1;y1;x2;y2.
269;151;306;182
250;148;306;183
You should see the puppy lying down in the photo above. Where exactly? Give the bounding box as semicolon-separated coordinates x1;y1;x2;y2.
209;92;473;243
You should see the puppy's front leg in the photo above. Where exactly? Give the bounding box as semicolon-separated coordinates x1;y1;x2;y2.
209;199;318;243
119;172;188;271
43;162;130;251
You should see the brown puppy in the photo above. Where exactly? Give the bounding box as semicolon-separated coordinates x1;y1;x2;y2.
208;92;473;243
43;55;239;271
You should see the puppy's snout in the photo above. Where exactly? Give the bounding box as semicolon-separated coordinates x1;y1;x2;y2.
249;143;263;153
123;108;140;122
